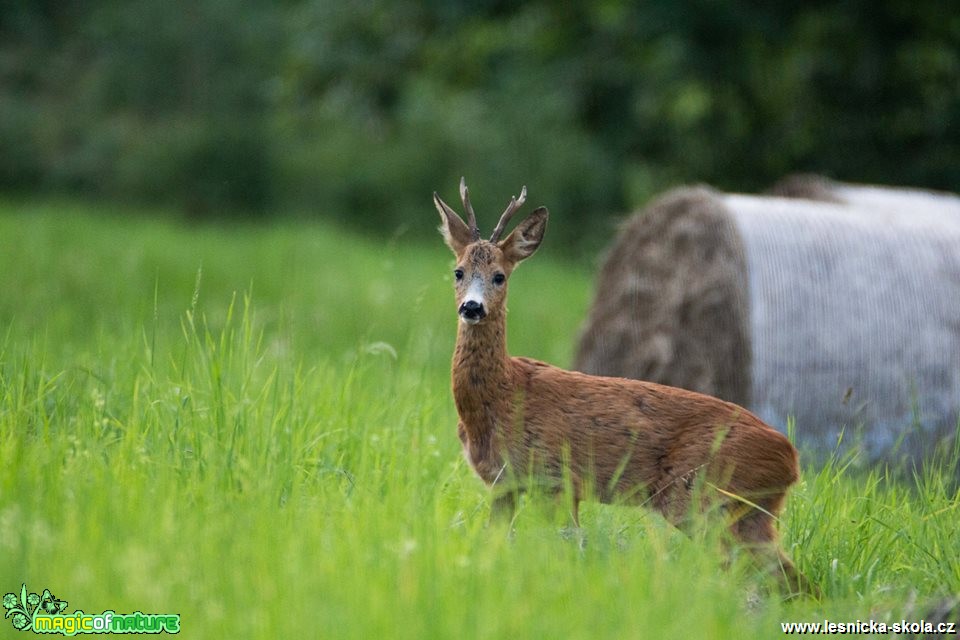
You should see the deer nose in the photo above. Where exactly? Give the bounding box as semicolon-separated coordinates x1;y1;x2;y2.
459;300;486;322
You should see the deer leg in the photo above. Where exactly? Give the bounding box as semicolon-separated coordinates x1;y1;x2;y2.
489;490;520;526
727;495;819;599
566;494;586;550
547;485;585;548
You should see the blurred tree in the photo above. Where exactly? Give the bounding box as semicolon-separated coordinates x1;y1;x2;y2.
0;0;957;251
0;0;281;214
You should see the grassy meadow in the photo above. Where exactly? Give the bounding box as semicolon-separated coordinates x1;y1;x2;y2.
1;199;958;638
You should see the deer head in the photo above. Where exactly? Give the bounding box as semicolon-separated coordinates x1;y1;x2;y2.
434;178;548;325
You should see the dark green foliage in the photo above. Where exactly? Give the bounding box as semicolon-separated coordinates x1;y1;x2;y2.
0;1;957;251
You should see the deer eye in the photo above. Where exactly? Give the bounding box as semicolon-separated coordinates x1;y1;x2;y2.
492;272;506;285
454;268;464;281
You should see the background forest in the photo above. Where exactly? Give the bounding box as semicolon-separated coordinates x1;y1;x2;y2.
2;0;958;254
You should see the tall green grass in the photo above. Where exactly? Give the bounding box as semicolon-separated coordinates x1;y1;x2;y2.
1;200;957;638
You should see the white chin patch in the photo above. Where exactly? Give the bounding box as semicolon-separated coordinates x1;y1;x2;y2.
459;314;482;325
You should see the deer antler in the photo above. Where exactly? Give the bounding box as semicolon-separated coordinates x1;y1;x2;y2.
434;178;480;242
459;177;480;242
489;185;527;242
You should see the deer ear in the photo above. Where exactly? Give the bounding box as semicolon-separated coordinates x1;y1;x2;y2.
500;207;548;264
434;193;473;256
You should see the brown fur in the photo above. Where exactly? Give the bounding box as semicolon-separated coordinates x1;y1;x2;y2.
435;182;814;597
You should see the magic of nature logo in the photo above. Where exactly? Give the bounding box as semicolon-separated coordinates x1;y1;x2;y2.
3;584;180;635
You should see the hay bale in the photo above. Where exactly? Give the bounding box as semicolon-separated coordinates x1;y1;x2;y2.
574;183;960;459
573;187;753;407
770;174;960;216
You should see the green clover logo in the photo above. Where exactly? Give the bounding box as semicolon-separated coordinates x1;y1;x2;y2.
3;585;67;632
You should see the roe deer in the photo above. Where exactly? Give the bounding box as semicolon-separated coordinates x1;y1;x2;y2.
434;178;815;597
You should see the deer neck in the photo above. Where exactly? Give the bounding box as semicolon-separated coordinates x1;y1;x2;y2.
451;310;512;439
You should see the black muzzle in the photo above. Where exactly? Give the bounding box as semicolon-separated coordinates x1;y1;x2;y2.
459;300;486;322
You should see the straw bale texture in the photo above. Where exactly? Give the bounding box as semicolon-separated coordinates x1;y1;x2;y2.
575;182;960;458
